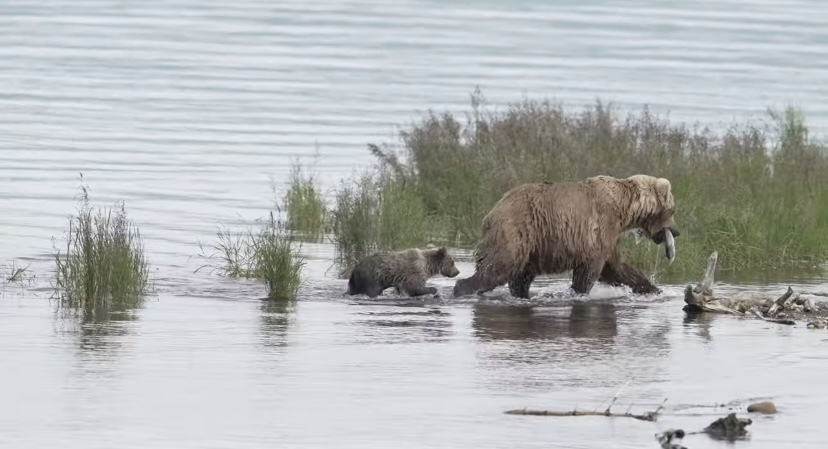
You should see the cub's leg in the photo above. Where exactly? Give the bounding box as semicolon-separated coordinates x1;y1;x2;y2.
399;280;438;297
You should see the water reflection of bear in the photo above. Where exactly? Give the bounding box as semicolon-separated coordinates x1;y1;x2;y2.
472;302;619;342
353;308;454;343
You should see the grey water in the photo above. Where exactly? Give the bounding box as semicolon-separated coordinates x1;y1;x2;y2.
3;0;828;447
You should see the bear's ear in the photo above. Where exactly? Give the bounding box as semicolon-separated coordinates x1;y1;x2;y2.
436;246;447;257
655;177;672;198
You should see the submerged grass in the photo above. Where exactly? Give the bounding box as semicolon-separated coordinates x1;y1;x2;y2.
5;260;33;286
196;208;306;301
322;89;828;280
53;179;152;322
0;259;37;291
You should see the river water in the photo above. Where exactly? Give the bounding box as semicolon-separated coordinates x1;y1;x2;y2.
3;0;828;448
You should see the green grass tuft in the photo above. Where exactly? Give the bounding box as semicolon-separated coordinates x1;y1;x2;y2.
282;160;329;241
200;225;258;278
251;211;306;301
329;169;382;278
53;178;152;322
197;208;306;301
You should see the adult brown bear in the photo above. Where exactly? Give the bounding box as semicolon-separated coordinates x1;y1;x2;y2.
452;174;679;299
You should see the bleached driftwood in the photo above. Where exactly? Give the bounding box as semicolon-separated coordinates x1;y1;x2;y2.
505;381;667;422
504;404;664;422
683;251;826;326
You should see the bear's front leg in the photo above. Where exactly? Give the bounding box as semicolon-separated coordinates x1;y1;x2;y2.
399;281;438;297
600;249;661;295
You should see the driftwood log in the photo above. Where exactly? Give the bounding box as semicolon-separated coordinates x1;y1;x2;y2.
683;251;828;326
504;407;661;422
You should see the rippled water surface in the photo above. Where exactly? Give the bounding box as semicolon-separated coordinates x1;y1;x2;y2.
3;0;828;448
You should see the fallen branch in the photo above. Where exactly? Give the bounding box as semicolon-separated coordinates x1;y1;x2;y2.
505;407;660;422
683;251;828;325
753;310;795;325
505;397;667;422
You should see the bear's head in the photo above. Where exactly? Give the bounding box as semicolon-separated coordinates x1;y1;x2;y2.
425;245;461;278
626;174;680;262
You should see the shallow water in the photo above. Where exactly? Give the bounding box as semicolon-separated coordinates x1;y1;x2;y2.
4;268;828;449
3;0;828;447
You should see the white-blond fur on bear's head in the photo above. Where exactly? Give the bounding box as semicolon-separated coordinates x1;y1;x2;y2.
627;174;675;212
625;174;678;263
587;174;679;263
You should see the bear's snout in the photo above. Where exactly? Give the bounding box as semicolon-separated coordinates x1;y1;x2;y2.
444;266;460;278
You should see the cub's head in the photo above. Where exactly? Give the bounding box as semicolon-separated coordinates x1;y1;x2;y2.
626;174;680;262
425;244;461;278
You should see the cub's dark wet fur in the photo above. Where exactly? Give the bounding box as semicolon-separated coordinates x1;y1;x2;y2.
346;246;460;298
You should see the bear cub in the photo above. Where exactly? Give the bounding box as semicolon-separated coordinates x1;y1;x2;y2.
346;245;461;298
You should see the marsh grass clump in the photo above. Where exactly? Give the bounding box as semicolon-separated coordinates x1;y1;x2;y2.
251;211;306;301
329;165;432;278
330;170;382;277
197;209;306;301
53;181;152;322
201;225;258;278
363;88;828;278
282;161;329;241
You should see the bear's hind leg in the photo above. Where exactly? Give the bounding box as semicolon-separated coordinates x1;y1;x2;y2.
508;265;537;299
364;284;385;298
571;261;603;295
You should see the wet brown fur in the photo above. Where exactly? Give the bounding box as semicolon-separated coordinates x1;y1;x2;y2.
346;246;461;298
452;174;679;298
